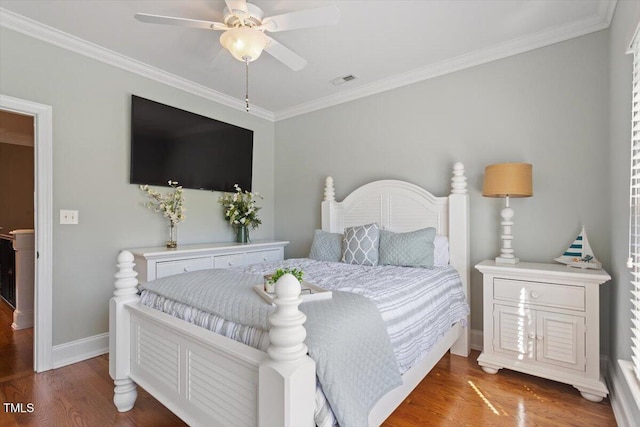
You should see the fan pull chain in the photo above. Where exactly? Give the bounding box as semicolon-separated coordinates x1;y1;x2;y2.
244;57;250;112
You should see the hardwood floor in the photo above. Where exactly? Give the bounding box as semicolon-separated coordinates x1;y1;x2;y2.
0;300;186;427
0;300;617;426
383;351;616;427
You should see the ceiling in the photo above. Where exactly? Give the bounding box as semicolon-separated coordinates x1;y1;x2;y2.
0;1;616;120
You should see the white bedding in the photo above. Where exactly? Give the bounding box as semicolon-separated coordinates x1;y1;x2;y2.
240;259;469;373
139;258;469;426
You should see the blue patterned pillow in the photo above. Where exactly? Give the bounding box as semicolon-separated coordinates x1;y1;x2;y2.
341;223;380;266
309;230;343;262
379;227;436;267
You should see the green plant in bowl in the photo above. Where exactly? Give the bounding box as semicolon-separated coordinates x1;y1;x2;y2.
264;268;304;293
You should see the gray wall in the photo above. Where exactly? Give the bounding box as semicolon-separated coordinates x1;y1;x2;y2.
0;27;276;345
274;31;611;346
608;0;640;422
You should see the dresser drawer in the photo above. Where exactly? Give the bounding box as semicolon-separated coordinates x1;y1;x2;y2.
245;249;283;265
493;278;585;311
155;257;213;279
214;253;245;268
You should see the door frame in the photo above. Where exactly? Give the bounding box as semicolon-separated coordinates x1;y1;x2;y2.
0;94;53;372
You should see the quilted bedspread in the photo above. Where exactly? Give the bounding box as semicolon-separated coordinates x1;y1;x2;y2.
242;259;469;373
139;268;402;427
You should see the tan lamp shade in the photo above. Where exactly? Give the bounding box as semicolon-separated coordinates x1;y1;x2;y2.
482;163;533;198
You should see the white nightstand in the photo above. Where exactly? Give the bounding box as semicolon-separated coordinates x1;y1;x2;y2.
475;260;611;402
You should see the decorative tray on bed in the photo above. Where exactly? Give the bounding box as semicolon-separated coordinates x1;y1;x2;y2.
253;281;332;305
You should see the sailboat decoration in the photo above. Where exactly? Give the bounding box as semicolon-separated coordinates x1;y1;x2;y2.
555;226;602;269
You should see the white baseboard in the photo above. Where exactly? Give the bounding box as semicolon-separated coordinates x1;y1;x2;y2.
52;333;109;369
470;329;483;351
608;359;640;427
11;308;34;330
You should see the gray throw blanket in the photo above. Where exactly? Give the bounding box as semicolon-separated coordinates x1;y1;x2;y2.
301;292;402;426
140;269;402;427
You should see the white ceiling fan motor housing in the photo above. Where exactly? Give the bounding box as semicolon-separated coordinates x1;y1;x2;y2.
223;3;265;28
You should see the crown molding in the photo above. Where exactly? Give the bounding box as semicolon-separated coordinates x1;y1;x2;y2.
274;0;617;121
0;8;274;122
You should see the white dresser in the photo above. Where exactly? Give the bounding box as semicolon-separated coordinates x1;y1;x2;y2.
129;240;289;283
475;260;610;402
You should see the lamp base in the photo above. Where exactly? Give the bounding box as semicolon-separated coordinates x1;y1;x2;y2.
496;256;519;264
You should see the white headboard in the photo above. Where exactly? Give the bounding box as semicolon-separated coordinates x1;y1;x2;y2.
320;162;470;354
321;162;468;237
321;179;449;235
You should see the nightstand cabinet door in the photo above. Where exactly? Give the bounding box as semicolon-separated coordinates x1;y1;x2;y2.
493;304;586;371
493;304;535;360
536;311;585;371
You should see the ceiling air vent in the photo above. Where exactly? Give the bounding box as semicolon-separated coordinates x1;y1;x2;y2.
330;74;358;86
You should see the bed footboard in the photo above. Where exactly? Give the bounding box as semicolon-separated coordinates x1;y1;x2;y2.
109;251;316;427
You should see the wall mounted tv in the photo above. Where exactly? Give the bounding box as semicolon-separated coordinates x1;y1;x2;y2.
130;95;253;192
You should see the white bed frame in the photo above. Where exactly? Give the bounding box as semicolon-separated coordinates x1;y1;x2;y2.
109;162;470;427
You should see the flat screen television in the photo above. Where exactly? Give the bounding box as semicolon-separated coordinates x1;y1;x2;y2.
130;95;253;192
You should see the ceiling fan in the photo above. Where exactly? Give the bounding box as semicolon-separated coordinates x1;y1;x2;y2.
135;0;340;72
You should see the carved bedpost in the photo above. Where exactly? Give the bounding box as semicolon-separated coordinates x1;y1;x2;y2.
259;274;315;427
450;162;467;194
448;162;471;357
109;250;139;412
321;176;336;232
324;176;335;202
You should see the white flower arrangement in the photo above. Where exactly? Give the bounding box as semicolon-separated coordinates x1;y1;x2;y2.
140;180;186;225
218;184;262;229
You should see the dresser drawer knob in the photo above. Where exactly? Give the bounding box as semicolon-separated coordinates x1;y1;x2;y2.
228;261;234;266
184;267;191;272
530;290;540;299
528;332;535;339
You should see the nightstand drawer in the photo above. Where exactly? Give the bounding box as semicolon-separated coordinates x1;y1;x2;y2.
245;249;283;265
214;253;245;268
155;257;213;279
494;278;585;311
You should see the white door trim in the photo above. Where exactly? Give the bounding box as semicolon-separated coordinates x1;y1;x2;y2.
0;94;53;372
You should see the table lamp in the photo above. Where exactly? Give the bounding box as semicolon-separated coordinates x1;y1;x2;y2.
483;162;533;264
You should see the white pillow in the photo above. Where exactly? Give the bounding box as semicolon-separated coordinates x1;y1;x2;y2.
434;235;450;266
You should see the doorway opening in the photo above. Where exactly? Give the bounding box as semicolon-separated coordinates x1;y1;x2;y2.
0;110;35;377
0;94;53;372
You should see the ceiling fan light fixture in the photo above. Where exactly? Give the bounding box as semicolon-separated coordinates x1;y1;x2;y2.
220;27;268;62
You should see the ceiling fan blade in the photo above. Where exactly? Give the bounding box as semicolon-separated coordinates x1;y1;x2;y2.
135;13;227;31
263;36;307;71
261;5;340;32
225;0;249;16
